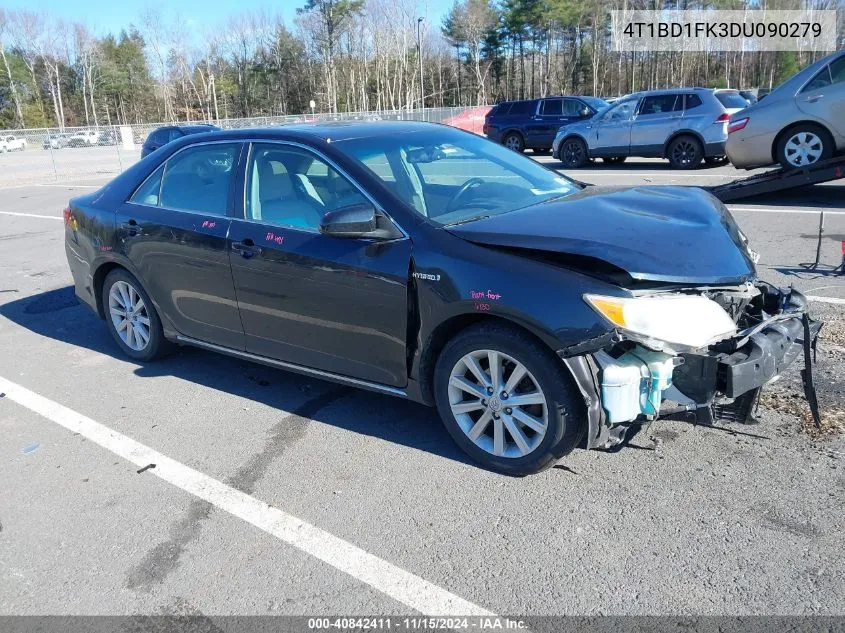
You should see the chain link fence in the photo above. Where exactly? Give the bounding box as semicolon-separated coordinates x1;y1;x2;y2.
0;107;468;187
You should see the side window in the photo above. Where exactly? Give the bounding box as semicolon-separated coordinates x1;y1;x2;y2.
247;143;368;231
150;130;167;145
830;56;845;85
639;95;680;116
541;99;562;116
508;100;533;116
167;129;183;143
684;94;703;109
130;165;165;206
159;143;238;215
803;65;832;92
563;99;586;116
602;100;637;122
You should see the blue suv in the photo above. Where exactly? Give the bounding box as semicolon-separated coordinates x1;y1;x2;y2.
484;96;608;153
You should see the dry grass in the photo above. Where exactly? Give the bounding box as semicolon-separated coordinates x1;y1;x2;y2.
759;389;845;438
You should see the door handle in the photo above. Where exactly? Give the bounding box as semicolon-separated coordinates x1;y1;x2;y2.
120;219;142;236
232;239;262;259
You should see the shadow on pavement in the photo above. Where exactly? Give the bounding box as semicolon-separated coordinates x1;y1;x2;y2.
0;286;474;469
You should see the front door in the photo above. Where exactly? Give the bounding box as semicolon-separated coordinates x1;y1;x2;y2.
590;99;638;156
117;141;245;349
227;142;411;388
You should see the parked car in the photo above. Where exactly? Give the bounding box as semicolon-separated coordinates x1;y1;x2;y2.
63;122;819;475
738;90;758;106
141;124;220;158
726;49;845;170
484;96;608;153
97;130;119;146
553;88;746;169
0;135;27;152
443;105;493;136
43;133;72;149
67;130;100;147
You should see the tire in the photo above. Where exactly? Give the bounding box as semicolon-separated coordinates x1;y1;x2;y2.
502;132;524;153
602;156;626;164
559;137;589;168
667;135;703;169
102;269;171;362
776;124;833;169
704;156;728;166
433;323;585;476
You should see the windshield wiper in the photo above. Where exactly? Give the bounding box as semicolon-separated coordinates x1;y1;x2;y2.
444;214;492;227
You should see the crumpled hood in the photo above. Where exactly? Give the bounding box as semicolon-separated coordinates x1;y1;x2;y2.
447;185;756;284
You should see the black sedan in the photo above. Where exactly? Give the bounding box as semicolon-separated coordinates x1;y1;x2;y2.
141;124;220;158
64;122;819;475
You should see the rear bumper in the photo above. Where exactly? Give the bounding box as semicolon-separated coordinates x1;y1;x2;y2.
703;140;727;157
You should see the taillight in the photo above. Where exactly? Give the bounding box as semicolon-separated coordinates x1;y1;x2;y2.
62;206;72;225
714;113;730;123
728;117;749;134
483;124;489;135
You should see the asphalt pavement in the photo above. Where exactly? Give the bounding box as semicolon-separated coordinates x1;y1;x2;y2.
1;153;844;621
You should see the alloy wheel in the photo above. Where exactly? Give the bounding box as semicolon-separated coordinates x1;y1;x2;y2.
671;139;697;166
108;280;151;352
448;350;548;458
563;140;584;165
505;135;522;151
784;132;823;167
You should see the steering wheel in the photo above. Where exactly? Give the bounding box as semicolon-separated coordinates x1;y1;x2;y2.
446;177;485;214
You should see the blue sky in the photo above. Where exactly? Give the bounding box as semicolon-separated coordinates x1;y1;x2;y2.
2;0;453;37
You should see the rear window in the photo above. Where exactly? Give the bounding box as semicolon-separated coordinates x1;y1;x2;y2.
684;94;703;109
715;92;750;109
490;103;512;117
508;100;534;116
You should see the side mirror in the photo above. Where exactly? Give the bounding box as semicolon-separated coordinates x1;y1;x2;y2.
580;107;592;118
319;203;378;238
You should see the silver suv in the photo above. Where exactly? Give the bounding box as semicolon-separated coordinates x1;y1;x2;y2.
553;88;747;169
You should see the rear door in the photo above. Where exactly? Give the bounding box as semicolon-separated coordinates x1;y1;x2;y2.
117;141;245;349
630;94;683;155
798;54;845;138
526;98;563;148
227;142;411;388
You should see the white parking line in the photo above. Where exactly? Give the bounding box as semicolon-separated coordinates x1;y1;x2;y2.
728;207;845;216
0;211;62;220
0;182;102;191
806;295;845;305
0;375;494;617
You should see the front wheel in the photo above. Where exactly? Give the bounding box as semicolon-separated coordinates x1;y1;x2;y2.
102;269;171;362
667;135;703;169
559;137;589;168
434;324;584;476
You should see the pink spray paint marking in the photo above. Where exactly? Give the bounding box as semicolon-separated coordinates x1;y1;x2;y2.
265;231;285;246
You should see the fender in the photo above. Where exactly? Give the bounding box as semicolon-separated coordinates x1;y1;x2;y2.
663;129;707;157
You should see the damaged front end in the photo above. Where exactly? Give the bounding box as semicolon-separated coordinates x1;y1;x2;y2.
560;283;822;450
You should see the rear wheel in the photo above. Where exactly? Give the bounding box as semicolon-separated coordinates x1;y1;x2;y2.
559;137;589;168
776;124;833;169
102;269;171;362
503;132;524;153
434;324;584;476
667;135;703;169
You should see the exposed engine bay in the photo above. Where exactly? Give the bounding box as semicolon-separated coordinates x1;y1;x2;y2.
560;282;822;450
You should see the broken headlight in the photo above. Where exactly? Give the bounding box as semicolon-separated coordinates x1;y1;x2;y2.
584;293;738;351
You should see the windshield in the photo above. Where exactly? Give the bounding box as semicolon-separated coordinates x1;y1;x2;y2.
334;128;580;226
581;96;609;110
